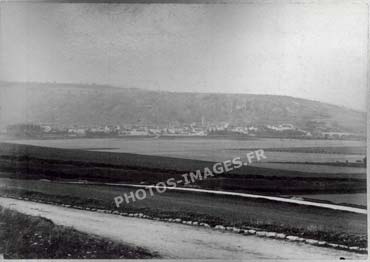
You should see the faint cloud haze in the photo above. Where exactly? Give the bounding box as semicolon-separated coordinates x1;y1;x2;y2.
0;3;368;111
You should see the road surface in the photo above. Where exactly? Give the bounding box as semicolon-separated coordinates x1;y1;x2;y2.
0;197;366;259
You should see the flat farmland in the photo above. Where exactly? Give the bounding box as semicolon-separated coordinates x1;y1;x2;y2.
291;193;367;206
4;137;365;152
0;141;366;209
251;163;365;174
0;177;366;246
0;141;367;248
3;138;366;174
251;146;366;154
0;143;366;182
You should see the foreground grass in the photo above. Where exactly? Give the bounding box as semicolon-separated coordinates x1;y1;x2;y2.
0;206;158;259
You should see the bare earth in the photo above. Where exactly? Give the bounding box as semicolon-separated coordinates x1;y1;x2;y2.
0;197;366;260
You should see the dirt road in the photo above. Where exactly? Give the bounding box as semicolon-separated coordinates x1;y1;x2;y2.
0;197;366;259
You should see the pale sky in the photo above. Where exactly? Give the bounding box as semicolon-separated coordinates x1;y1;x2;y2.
0;2;368;110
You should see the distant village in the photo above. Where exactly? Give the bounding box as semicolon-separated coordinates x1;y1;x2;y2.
2;122;364;140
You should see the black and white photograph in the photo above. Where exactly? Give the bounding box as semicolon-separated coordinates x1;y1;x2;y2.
0;0;368;260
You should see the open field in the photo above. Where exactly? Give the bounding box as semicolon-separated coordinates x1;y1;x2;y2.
0;204;156;259
240;146;366;155
5;137;365;151
0;142;366;250
0;142;366;202
0;142;366;180
0;178;367;248
290;193;367;206
0;144;366;199
251;162;365;174
3;138;366;174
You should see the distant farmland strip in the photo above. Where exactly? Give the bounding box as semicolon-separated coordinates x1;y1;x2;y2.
0;143;367;196
229;146;366;155
0;143;366;180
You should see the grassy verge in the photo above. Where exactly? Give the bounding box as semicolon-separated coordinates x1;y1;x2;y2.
0;205;158;259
